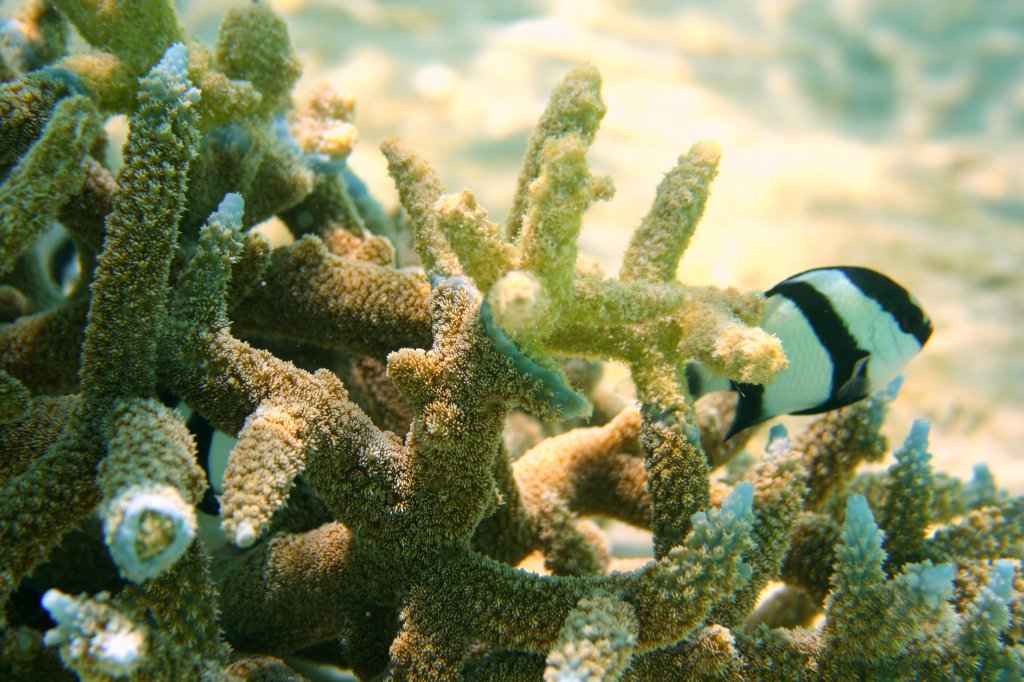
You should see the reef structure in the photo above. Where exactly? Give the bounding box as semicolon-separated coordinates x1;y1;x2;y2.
0;1;1022;680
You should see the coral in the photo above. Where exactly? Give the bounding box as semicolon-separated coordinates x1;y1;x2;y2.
0;1;1021;680
41;589;148;679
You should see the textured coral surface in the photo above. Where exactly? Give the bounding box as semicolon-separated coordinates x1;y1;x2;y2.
1;1;1022;681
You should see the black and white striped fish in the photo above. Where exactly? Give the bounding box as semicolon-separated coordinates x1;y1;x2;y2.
685;266;933;439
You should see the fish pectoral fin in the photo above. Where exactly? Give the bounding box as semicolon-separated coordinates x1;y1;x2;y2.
835;354;871;405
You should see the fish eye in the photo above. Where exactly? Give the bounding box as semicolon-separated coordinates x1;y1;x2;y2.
898;304;923;329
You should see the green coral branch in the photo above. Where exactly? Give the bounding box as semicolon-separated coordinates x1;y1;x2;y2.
380;136;458;277
50;0;182;76
172;192;248;334
0;43;201;620
213;0;301;116
513;134;613;337
638;393;710;559
98;398;205;583
820;494;955;678
433;189;516;292
619;141;721;283
544;591;638;681
0;66;86;173
79;42;199;401
384;66;785;420
0;93;99;278
880;419;935;571
506;64;606;240
711;427;808;628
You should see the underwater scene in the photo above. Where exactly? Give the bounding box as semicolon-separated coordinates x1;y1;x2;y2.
1;0;1022;679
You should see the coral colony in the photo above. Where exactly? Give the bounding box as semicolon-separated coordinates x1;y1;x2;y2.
0;1;1021;680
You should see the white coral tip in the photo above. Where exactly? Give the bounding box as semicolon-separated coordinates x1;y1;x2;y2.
41;589;146;675
234;520;257;548
105;485;196;583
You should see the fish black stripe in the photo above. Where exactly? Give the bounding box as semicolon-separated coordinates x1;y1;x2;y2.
835;266;932;347
766;279;870;408
726;382;764;439
684;360;704;398
187;410;220;515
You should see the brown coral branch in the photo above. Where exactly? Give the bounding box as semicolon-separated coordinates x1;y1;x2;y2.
232;235;432;358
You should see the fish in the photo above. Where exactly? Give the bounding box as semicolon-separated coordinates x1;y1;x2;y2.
157;387;227;516
684;266;933;439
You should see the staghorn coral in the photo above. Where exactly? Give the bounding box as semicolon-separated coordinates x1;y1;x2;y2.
0;1;1021;680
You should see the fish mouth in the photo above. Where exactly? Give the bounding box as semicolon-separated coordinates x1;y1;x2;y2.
917;316;934;347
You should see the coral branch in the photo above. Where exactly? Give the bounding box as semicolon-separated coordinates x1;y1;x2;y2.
0;93;99;278
98;399;205;582
42;589;148;679
506;64;606;239
544;591;638;681
619;141;721;283
79;42;199;401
